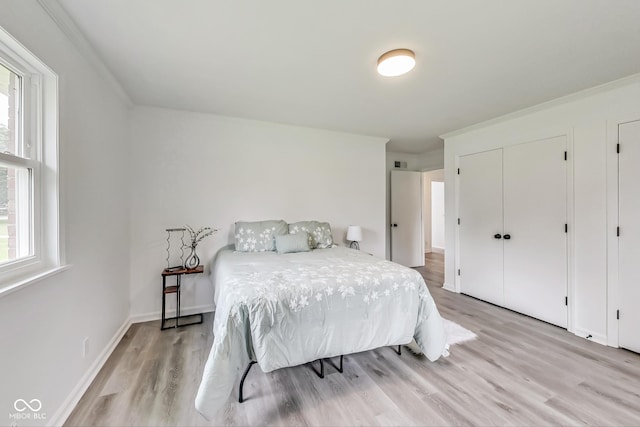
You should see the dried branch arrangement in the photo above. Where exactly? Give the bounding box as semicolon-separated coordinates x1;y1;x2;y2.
184;225;218;248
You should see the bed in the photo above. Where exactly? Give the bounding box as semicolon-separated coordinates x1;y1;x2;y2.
195;245;448;419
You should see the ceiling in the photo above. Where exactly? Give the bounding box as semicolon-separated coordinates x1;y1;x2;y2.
56;0;640;154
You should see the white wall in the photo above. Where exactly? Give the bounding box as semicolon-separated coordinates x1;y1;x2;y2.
443;75;640;346
385;147;444;259
129;106;387;318
386;147;444;173
422;169;444;252
0;2;130;426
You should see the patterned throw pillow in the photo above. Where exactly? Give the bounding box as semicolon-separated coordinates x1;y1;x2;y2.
234;220;288;252
288;221;334;249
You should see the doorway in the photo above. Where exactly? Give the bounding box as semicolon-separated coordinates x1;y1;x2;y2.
422;169;445;284
431;181;445;253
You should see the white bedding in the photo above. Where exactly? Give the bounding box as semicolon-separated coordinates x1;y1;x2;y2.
195;247;447;419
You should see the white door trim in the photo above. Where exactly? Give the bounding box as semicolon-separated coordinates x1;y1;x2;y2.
566;128;575;334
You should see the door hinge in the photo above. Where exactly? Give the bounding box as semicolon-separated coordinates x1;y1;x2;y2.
457;168;460;175
564;151;567;161
617;226;620;237
457;269;461;276
564;223;568;233
617;143;620;154
457;218;460;225
565;296;568;306
617;309;620;320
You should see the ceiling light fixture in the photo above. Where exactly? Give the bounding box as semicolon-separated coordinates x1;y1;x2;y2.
377;48;415;77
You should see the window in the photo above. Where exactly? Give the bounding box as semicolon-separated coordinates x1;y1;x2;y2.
0;26;61;294
0;62;34;265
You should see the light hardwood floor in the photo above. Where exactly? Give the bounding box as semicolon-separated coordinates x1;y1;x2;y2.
65;253;640;426
421;252;444;285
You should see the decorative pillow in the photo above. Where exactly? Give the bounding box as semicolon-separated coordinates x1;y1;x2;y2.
288;221;334;249
234;220;288;252
275;232;310;254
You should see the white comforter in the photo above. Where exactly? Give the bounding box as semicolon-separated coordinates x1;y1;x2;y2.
195;247;447;419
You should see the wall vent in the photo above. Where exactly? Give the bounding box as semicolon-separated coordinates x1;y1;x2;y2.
394;161;408;169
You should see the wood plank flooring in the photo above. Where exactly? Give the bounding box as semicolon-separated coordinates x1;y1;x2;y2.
421;252;445;285
65;252;640;426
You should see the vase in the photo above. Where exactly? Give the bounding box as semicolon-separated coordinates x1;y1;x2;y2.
184;246;200;269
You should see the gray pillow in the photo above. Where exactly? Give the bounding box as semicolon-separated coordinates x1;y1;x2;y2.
288;221;334;249
234;220;288;252
275;232;310;254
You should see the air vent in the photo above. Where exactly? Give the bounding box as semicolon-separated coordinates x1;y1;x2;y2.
394;161;408;169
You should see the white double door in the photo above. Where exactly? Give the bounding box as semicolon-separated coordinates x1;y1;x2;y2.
459;136;568;328
618;120;640;353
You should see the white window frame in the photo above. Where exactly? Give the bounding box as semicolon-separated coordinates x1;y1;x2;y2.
0;25;64;296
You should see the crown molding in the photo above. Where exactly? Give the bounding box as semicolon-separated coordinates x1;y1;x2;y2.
36;0;133;107
440;72;640;140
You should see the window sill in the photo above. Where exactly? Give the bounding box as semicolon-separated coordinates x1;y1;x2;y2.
0;264;72;298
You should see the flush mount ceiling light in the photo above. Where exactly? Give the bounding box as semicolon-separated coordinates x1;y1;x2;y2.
377;48;416;77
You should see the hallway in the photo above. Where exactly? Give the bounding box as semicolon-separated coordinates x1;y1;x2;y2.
416;252;444;286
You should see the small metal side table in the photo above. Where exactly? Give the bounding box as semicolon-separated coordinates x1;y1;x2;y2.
161;265;204;330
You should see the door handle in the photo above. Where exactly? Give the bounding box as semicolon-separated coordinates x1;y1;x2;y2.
392;223;398;227
494;234;502;239
503;234;511;240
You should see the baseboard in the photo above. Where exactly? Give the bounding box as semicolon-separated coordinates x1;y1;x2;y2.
573;328;608;346
48;316;132;427
130;304;215;324
442;282;457;293
431;247;445;254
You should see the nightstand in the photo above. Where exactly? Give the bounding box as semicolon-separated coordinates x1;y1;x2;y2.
161;265;204;330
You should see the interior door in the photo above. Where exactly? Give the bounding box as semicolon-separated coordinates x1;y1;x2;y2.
391;170;424;267
619;119;640;353
503;136;567;328
459;149;504;305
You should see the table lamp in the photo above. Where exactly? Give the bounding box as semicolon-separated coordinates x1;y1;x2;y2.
347;225;362;250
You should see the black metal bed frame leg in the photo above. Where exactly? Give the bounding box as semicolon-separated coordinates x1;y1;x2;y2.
310;359;324;378
239;361;257;403
241;356;342;403
327;355;344;373
392;345;402;356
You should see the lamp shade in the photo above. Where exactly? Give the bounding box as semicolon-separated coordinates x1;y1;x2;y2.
347;225;362;242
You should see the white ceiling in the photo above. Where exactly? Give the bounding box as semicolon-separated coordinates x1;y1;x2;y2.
56;0;640;154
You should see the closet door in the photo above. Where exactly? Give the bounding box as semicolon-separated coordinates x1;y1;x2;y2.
459;149;504;305
618;120;640;353
503;136;567;327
